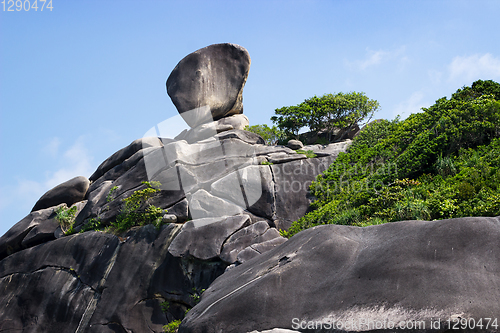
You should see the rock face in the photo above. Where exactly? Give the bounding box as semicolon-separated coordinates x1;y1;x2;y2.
0;130;343;331
31;176;90;212
180;217;500;333
167;43;251;128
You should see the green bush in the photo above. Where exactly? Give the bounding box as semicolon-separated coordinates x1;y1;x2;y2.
244;124;284;145
55;205;78;235
163;320;181;333
296;149;317;158
284;80;500;238
111;181;166;233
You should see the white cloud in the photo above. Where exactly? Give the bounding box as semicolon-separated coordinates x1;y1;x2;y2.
42;137;61;157
350;46;407;70
3;137;95;217
449;53;500;82
428;69;443;85
393;92;426;119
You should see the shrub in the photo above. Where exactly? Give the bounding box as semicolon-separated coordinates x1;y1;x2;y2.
111;181;166;233
244;124;284;145
163;320;181;333
296;149;317;158
283;80;500;238
55;205;78;235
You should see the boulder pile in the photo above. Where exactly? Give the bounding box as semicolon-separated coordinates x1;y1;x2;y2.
1;43;498;333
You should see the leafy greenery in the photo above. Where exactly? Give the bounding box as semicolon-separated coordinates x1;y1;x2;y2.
54;205;78;235
190;288;205;304
163;320;181;333
260;161;273;165
80;217;105;233
283;80;500;238
160;301;170;313
107;186;118;202
111;181;166;233
296;149;317;158
244;124;284;145
271;92;379;141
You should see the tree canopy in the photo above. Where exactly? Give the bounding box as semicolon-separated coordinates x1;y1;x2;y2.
271;92;379;142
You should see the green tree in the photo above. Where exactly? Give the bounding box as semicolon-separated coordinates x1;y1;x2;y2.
271;92;379;142
303;92;379;142
244;124;284;145
270;105;309;140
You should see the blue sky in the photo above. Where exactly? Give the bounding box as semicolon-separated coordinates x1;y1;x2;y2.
1;0;500;235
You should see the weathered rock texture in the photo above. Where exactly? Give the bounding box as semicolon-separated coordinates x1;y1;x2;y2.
0;128;345;331
31;176;90;212
180;217;500;333
167;43;251;128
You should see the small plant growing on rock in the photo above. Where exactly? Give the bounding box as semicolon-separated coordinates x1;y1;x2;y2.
189;288;205;304
260;161;273;165
111;181;166;233
163;319;181;333
296;149;317;158
107;186;119;202
54;205;78;235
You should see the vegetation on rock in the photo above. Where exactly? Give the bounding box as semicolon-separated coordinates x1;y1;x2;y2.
54;205;78;235
111;181;165;233
282;80;500;237
271;91;379;142
244;124;284;145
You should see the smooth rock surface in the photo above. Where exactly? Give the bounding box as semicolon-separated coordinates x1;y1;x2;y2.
287;139;303;150
168;215;250;260
31;176;90;212
219;221;282;264
89;137;162;182
272;156;335;230
167;43;251;128
179;217;500;333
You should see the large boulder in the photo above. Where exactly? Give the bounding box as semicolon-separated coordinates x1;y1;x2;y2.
166;43;251;128
180;217;500;333
31;176;90;212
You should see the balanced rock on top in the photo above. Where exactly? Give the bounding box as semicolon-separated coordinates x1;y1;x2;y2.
166;43;251;128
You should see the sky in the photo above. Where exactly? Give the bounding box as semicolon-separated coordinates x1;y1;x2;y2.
1;0;500;236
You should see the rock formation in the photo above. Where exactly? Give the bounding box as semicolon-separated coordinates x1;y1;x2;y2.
2;43;497;333
0;43;353;332
167;43;251;128
180;217;500;333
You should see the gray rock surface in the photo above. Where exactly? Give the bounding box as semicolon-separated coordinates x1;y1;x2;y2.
31;176;90;212
180;217;500;333
272;156;335;230
175;114;250;144
167;43;251;128
219;221;284;264
168;215;251;260
89;137;162;182
286;139;303;150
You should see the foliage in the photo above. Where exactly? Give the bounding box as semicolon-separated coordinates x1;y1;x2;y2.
284;80;500;238
261;161;273;165
244;124;284;145
163;320;181;333
160;301;170;313
107;186;118;202
303;92;379;141
271;105;310;140
190;288;205;304
111;181;166;233
80;217;105;233
271;92;379;141
296;149;317;158
55;205;78;235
